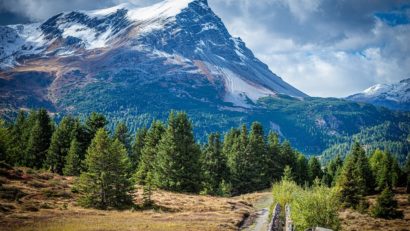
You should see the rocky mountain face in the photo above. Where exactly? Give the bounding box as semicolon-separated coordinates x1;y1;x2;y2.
347;78;410;111
0;0;408;159
0;0;305;112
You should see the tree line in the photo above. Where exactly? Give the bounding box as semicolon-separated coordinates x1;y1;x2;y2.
0;109;409;212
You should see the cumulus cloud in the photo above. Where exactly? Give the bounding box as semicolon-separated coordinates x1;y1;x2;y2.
210;0;410;97
0;0;409;97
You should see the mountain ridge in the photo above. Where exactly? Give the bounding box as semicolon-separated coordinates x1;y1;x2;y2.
347;78;410;111
0;0;306;110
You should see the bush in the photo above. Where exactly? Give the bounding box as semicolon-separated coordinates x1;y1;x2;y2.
271;180;341;230
292;185;341;230
371;187;403;219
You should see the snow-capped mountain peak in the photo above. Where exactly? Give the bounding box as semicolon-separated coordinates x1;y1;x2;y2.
347;78;410;111
0;0;306;109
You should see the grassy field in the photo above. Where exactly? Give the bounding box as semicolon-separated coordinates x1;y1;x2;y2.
339;188;410;231
1;166;409;231
0;166;259;231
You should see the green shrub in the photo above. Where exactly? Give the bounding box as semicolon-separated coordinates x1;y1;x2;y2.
271;180;341;230
371;187;403;219
292;185;341;230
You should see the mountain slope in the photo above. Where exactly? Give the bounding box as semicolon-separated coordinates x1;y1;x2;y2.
0;0;306;111
0;0;408;160
347;78;410;111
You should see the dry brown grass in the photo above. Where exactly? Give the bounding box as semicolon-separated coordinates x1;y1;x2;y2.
339;188;410;231
0;167;258;231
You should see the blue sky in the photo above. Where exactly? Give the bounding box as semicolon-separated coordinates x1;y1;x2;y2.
0;0;409;97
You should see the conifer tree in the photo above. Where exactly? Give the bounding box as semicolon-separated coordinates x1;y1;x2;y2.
78;129;133;209
135;121;165;185
155;112;201;193
280;141;297;171
227;124;249;194
371;186;403;219
63;138;82;176
130;127;148;170
7;111;28;165
114;122;131;155
25;109;53;168
308;157;323;185
85;112;107;144
295;153;309;185
201;133;229;195
337;142;369;208
267;132;281;180
0;119;9;162
354;142;374;194
323;155;343;187
245;122;269;189
46;116;76;174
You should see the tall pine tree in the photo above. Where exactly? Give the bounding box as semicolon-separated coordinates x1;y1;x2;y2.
267;132;281;181
201;133;229;195
337;142;371;208
77;129;133;209
63;138;82;176
25;109;53;168
130;127;148;171
155;112;201;193
113;122;131;155
135;121;164;185
46;116;76;174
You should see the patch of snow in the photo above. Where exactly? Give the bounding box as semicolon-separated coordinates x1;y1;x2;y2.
127;0;192;22
199;22;218;33
87;3;129;18
60;23;112;50
204;64;275;107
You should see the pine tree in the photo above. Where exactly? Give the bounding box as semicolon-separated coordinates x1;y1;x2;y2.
63;138;82;176
155;112;201;193
46;116;76;174
279;141;297;174
114;122;131;155
246;122;270;190
323;155;343;187
201;133;229;195
267;132;281;181
308;157;323;185
295;153;309;185
371;186;403;219
135;121;165;185
0;119;9;162
142;171;155;207
337;142;369;208
130;127;147;170
7;111;28;165
227;124;249;194
25;109;53;168
354;142;374;194
77;129;133;209
85;112;107;145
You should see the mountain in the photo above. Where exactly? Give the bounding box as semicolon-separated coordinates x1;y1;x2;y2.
0;0;305;110
347;78;410;111
0;0;409;160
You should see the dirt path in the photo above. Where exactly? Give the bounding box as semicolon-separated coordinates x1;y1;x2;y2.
244;192;273;231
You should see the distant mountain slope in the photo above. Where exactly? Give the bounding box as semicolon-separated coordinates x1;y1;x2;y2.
347;78;410;111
